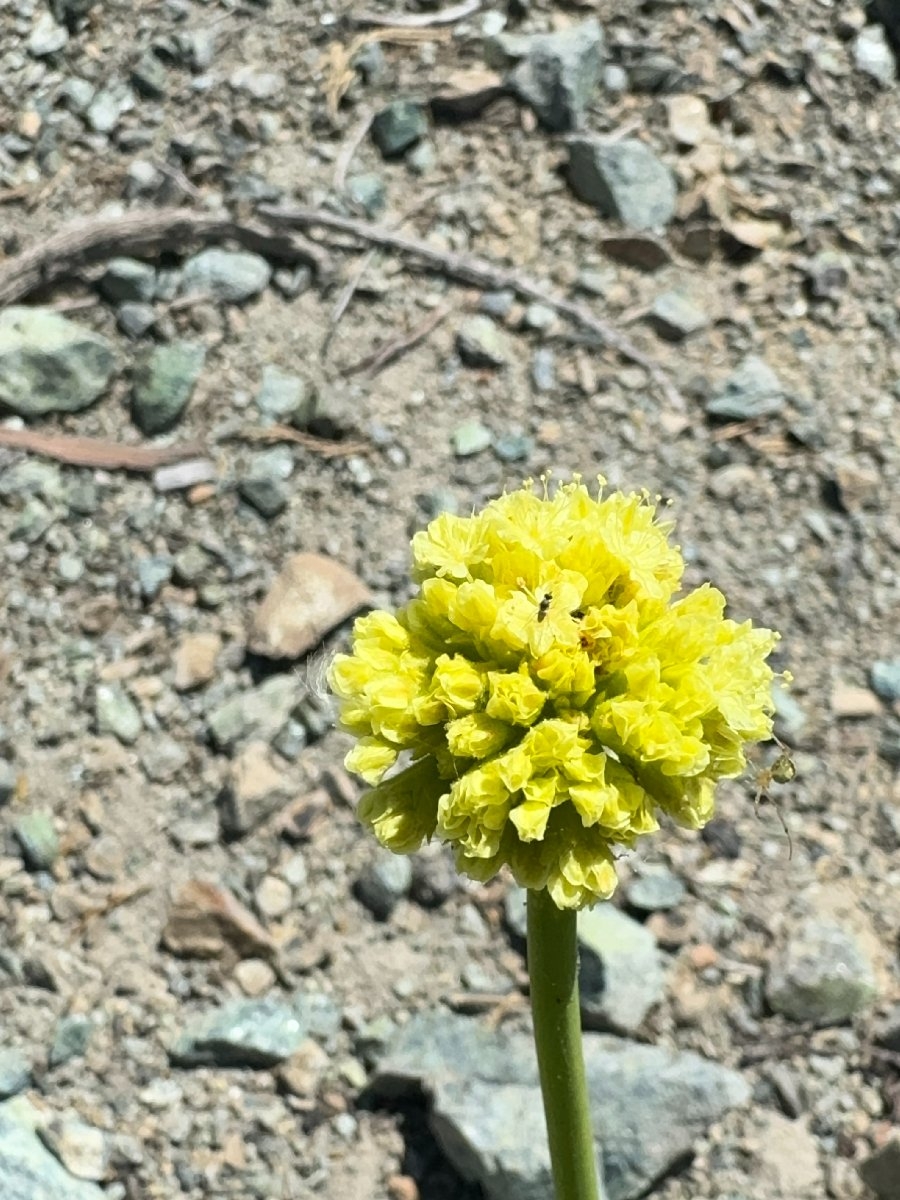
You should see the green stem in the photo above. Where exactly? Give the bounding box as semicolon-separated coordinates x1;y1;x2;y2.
527;888;604;1200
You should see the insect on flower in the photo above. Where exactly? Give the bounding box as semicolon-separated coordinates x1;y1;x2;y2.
752;736;796;858
536;592;553;623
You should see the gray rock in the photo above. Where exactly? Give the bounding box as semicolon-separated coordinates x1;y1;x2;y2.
256;366;313;424
0;1051;30;1100
531;347;556;393
28;13;68;57
354;853;413;920
772;686;807;742
272;265;313;299
180;248;271;303
346;173;387;219
875;1005;900;1052
171;995;330;1067
131;51;168;99
0;460;64;501
854;25;896;85
871;659;900;702
116;302;156;339
137;555;173;600
48;1015;92;1068
238;476;288;519
410;850;458;909
58;79;95;114
766;918;877;1024
456;315;512;367
0;1097;106;1200
577;903;665;1034
131;341;205;434
10;499;55;544
94;683;142;745
13;812;59;871
371;100;428;157
504;884;528;940
139;735;188;783
567;138;677;231
86;83;134;134
206;674;297;754
508;20;606;132
98;258;156;304
493;431;534;462
805;250;850;300
371;1011;750;1200
0;308;115;418
452;420;493;457
0;759;17;804
647;292;708;341
479;290;516;318
624;869;685;912
859;1138;900;1200
705;355;785;421
229;66;285;101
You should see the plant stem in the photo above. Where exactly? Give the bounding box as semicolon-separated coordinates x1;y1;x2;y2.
527;888;604;1200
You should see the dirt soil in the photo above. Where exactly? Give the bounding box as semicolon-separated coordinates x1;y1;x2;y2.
1;0;899;1198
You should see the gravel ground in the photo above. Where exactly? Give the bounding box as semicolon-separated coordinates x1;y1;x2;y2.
1;1;899;1198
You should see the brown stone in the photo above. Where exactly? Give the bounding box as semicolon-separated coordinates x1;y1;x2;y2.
173;632;221;692
249;552;372;660
161;878;277;964
219;741;290;838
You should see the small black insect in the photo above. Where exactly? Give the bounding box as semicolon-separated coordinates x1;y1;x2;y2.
537;592;553;622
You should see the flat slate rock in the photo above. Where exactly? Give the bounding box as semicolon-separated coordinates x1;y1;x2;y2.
0;1098;106;1200
371;1010;750;1200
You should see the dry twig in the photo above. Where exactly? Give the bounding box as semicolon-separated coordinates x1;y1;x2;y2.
353;0;482;27
344;302;451;376
0;427;205;472
333;106;375;193
235;425;369;458
322;28;450;121
258;204;685;409
0;207;333;308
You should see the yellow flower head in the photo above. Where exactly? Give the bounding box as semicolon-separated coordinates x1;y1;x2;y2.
329;478;786;908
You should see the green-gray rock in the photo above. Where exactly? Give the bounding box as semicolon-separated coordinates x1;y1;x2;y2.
766;918;877;1024
131;341;205;434
256;366;313;424
98;258;156;303
577;903;665;1034
706;355;785;421
647;291;708;341
456;315;512;368
0;1097;106;1200
170;994;337;1067
0;1051;30;1100
371;100;428;158
345;173;387;218
508;19;605;132
567;137;677;231
371;1010;750;1200
625;869;685;912
0;308;115;417
94;682;142;745
48;1015;92;1068
13;812;59;871
206;674;297;753
452;420;493;457
179;248;271;303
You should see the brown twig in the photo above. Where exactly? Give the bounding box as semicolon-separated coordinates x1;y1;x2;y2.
0;207;333;308
259;204;685;409
0;427;206;472
353;0;482;27
345;302;452;376
235;425;369;458
333;106;374;193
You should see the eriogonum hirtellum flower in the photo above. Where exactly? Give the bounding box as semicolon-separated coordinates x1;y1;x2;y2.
329;477;787;909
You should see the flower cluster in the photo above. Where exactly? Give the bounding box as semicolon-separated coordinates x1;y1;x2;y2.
329;479;784;908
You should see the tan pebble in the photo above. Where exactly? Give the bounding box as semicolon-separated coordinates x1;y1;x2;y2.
255;875;292;920
249;552;372;660
688;943;718;971
277;1038;330;1098
173;632;221;692
387;1175;420;1200
831;684;882;718
234;958;276;997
